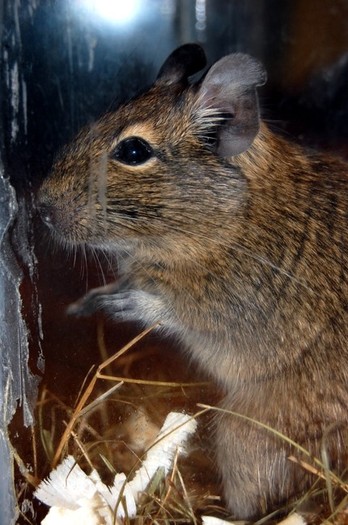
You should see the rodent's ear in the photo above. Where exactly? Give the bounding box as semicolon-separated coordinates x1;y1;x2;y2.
197;53;267;157
156;43;207;86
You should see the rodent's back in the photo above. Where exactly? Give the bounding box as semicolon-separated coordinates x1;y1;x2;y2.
228;124;348;375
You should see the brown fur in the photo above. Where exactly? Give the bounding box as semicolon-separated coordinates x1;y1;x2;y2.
38;46;348;519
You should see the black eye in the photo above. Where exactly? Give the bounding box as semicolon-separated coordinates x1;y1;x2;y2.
111;136;153;165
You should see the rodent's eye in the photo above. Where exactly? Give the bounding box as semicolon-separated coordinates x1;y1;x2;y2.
111;137;153;165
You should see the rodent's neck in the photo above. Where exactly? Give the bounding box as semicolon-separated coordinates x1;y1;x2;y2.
233;122;310;183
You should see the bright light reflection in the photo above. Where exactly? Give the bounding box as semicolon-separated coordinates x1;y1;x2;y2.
80;0;142;25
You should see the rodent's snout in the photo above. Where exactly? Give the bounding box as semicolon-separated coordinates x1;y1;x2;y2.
37;198;77;241
36;189;89;243
37;203;55;227
37;198;67;234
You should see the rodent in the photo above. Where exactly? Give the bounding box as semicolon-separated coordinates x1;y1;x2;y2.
37;43;348;519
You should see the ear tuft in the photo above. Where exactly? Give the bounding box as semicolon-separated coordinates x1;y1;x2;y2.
197;53;267;157
156;43;207;86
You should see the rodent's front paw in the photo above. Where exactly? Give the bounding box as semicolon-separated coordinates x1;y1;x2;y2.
67;292;101;317
99;289;167;325
67;282;120;317
68;286;168;326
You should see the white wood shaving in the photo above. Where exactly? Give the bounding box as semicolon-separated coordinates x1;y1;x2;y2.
34;411;197;525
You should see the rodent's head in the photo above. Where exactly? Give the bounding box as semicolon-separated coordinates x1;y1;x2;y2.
38;43;266;252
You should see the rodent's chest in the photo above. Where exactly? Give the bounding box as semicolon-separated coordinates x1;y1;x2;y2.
121;259;182;295
119;257;213;308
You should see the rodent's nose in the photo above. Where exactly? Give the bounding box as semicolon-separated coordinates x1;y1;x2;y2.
37;203;55;227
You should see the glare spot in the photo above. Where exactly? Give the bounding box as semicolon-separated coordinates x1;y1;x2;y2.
79;0;141;25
